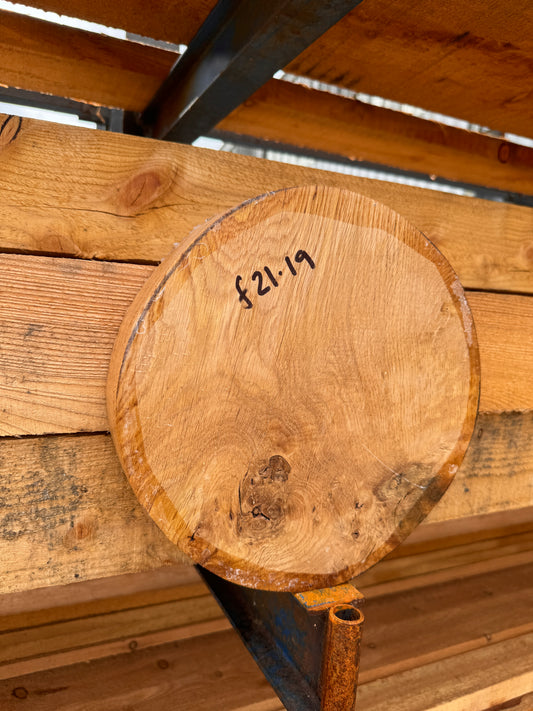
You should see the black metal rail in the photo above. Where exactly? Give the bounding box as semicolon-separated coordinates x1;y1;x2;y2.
137;0;365;143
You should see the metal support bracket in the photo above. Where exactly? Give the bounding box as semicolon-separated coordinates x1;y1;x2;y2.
138;0;365;143
198;566;364;711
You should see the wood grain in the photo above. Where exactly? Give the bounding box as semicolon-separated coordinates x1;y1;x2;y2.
0;415;531;595
24;0;217;45
0;630;280;711
0;254;152;436
0;253;530;436
1;115;532;294
0;562;530;691
219;79;533;194
0;625;531;710
0;595;222;667
357;634;533;710
287;0;533;138
0;10;176;110
0;433;189;594
359;563;533;683
356;529;533;593
468;292;533;413
108;186;480;590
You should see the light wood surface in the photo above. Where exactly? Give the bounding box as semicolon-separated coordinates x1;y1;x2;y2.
0;11;176;110
287;0;533;138
219;79;533;194
1;590;531;710
0;434;189;594
0;562;531;694
1;419;532;594
0;254;152;436
0;253;530;437
108;186;479;590
1;115;532;294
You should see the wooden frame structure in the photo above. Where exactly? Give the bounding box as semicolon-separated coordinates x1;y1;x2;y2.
0;1;531;709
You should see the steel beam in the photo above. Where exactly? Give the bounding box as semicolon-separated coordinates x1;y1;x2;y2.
139;0;365;143
198;566;364;711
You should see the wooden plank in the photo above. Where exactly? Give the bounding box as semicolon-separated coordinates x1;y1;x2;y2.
427;411;533;522
0;254;530;436
218;79;533;194
0;595;223;667
0;11;176;110
286;0;533;138
356;530;533;591
24;0;217;45
0;563;530;690
0;567;203;630
0;255;152;435
364;646;533;710
0;627;531;710
357;634;533;710
1;416;532;594
468;292;533;413
1;115;532;294
0;619;232;682
0;434;190;594
359;563;533;683
0;630;281;711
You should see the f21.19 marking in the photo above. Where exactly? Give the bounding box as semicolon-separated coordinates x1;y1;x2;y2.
235;250;315;309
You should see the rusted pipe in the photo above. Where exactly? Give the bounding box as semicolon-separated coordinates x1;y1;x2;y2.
320;603;364;711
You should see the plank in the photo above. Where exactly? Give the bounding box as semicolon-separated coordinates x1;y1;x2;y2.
356;634;533;710
0;10;176;110
0;254;152;435
356;530;533;591
218;79;533;194
108;185;479;591
0;254;530;437
286;0;533;138
0;433;190;594
0;630;280;711
1;416;532;594
0;595;222;667
426;410;533;522
1;562;530;691
24;0;217;45
0;567;202;629
359;563;533;683
468;292;533;413
1;115;532;294
0;619;232;682
0;627;531;710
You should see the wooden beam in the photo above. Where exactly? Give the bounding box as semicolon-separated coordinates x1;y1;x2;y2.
358;634;533;710
0;626;531;710
0;10;175;110
0;254;530;436
0;563;531;692
286;0;533;139
0;434;189;594
1;413;532;594
23;0;217;45
0;255;152;436
0;116;532;293
218;80;533;195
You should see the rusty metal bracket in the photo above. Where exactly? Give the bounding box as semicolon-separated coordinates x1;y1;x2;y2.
198;566;364;711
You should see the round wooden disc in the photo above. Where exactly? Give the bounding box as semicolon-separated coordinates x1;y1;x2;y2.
108;186;479;592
